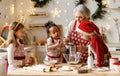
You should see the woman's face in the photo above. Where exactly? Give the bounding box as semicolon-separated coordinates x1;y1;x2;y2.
75;12;86;23
14;28;25;39
49;26;60;39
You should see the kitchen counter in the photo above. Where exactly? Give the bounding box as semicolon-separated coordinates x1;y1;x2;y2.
0;49;7;76
7;63;120;76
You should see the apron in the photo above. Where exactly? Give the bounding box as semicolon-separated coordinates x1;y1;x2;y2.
70;20;88;63
14;44;25;60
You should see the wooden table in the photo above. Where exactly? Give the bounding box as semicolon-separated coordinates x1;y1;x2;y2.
7;64;120;76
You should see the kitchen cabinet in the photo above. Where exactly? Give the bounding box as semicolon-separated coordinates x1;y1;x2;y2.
0;52;7;76
106;43;120;60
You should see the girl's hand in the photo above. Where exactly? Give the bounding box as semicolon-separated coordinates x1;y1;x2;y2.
63;38;69;45
56;39;63;47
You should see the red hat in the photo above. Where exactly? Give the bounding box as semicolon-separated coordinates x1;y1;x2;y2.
76;20;100;35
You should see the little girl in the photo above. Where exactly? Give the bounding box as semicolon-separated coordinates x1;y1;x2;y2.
45;21;66;63
76;20;111;67
6;21;29;73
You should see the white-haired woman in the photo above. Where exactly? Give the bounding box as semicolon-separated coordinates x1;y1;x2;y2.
64;4;91;63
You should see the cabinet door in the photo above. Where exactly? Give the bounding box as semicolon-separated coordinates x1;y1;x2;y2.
0;59;6;76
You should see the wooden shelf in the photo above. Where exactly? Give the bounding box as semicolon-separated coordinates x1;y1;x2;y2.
104;7;120;10
29;12;48;17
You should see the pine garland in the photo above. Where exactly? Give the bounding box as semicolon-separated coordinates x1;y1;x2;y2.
92;0;106;20
75;0;87;6
31;0;51;7
75;0;106;20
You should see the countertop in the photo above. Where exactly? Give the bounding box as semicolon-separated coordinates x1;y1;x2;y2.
7;63;120;76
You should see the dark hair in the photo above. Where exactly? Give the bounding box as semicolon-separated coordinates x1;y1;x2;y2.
45;21;59;35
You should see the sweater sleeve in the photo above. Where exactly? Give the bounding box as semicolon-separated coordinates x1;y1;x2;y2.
65;20;75;40
7;44;23;66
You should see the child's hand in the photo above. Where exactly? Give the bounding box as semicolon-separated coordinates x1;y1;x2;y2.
56;39;63;47
63;38;69;45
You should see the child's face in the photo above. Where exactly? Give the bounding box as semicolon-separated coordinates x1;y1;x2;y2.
14;28;25;39
49;26;60;39
75;12;86;23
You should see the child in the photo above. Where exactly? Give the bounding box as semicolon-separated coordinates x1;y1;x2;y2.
45;21;66;63
6;21;31;73
76;20;111;67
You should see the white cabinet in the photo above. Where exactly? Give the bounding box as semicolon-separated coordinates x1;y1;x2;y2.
0;59;6;76
106;43;120;60
0;52;7;76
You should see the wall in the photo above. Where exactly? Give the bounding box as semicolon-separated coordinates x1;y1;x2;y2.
0;0;15;29
1;0;120;43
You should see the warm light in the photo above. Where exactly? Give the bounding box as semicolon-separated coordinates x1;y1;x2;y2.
20;10;23;13
51;7;61;17
20;2;23;5
10;4;15;15
64;10;67;13
5;22;8;26
105;24;110;30
56;1;59;4
65;26;67;30
102;0;108;7
5;7;8;10
67;3;70;6
65;19;68;22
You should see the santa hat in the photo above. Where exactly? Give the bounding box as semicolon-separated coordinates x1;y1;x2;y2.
76;20;100;36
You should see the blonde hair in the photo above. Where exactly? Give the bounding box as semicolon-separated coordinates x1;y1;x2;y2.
73;4;90;19
3;21;24;47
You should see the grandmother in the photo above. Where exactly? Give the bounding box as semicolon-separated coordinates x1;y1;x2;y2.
64;4;91;63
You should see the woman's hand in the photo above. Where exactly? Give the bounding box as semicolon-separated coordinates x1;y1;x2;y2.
76;44;83;52
77;44;88;52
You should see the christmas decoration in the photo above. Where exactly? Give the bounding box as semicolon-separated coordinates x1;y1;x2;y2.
75;0;86;6
92;0;106;20
75;0;106;20
31;0;51;7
